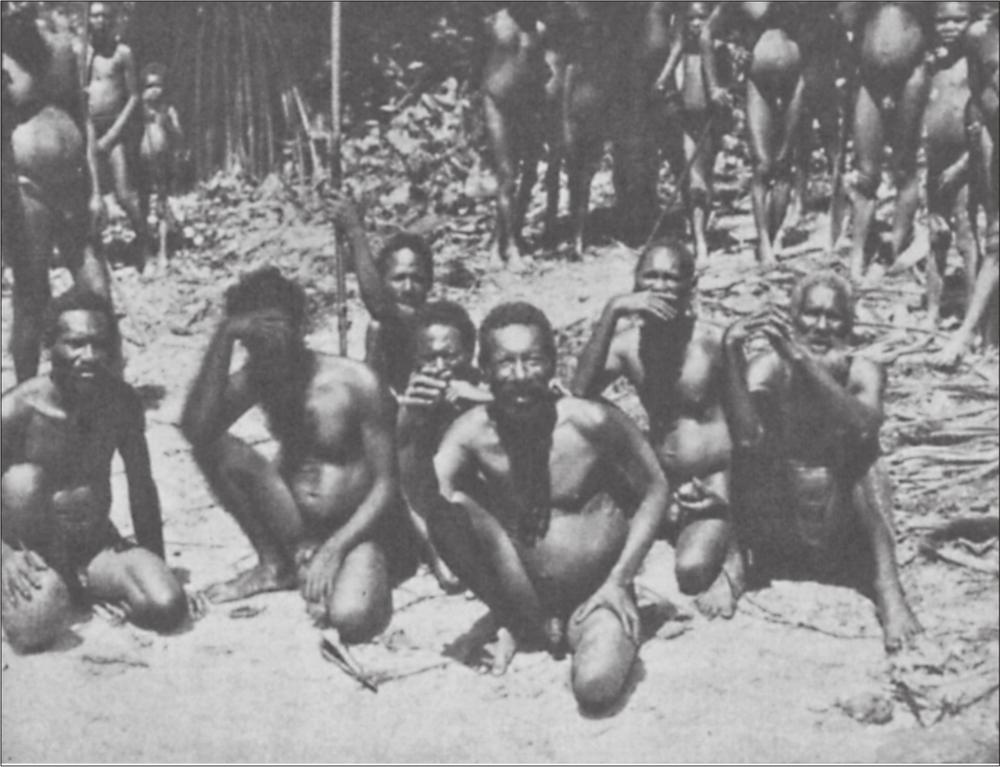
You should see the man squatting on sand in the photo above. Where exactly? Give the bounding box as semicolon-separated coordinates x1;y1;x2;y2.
2;290;187;651
721;271;920;651
180;268;417;642
406;301;670;712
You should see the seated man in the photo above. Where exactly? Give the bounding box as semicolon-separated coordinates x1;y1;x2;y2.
2;289;186;651
331;199;434;394
572;238;740;618
407;302;670;712
180;268;413;642
721;272;920;651
397;300;491;593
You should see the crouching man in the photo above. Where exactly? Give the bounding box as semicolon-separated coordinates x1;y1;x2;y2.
721;272;920;651
180;268;412;643
407;302;670;713
2;290;186;651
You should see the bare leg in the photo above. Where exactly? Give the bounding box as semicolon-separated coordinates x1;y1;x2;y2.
106;142;152;271
687;126;717;264
852;459;920;651
567;135;601;261
675;518;741;619
850;82;886;280
771;77;807;247
933;240;999;367
193;435;303;602
483;95;527;271
320;540;392;644
428;491;547;671
567;600;638;713
925;172;954;327
543;146;562;245
11;195;53;381
86;547;186;631
2;464;55;551
747;78;777;266
888;64;930;261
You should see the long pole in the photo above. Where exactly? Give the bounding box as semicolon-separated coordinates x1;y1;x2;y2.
331;1;347;356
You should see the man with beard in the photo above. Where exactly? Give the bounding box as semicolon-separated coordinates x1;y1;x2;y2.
332;200;434;394
721;272;920;651
572;239;740;618
397;300;492;593
2;289;186;651
934;7;999;366
181;268;411;642
407;302;670;712
83;1;152;268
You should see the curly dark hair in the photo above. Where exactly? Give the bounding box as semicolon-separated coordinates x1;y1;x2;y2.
415;300;476;355
478;301;555;370
375;232;433;282
44;287;119;348
224;267;308;331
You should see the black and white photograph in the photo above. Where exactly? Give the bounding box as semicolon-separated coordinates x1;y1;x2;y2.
1;1;998;762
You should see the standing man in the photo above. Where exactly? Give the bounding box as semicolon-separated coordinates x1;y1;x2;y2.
923;2;978;328
3;4;115;382
842;2;934;280
180;268;412;642
721;272;920;651
407;302;670;712
2;289;186;651
934;7;999;366
572;238;741;618
84;1;152;269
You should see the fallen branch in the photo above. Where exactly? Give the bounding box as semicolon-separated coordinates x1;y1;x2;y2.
742;595;875;640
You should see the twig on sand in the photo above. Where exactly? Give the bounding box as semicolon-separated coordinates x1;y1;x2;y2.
742;595;874;640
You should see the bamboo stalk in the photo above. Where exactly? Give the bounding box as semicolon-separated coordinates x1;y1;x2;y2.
331;1;348;356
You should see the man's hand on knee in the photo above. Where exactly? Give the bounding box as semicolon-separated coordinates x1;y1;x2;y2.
2;548;50;602
572;581;640;645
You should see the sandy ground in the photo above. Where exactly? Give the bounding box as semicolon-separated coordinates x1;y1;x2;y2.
2;178;999;762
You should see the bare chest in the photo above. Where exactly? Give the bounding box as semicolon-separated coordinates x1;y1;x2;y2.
22;409;119;485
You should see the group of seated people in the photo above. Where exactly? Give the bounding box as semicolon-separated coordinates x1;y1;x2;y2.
2;195;920;713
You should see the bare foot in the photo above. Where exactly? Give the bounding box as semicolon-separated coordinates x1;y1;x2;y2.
929;332;972;370
483;626;519;675
202;563;295;604
880;600;922;653
694;567;742;620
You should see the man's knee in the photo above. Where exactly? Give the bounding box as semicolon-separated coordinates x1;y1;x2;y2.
571;612;635;713
2;465;50;528
852;166;880;199
688;185;710;212
2;567;73;653
130;570;186;631
675;550;719;596
326;590;390;644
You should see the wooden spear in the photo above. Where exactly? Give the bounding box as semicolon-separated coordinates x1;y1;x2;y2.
331;1;348;356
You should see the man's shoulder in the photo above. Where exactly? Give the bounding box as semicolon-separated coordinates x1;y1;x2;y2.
2;376;52;413
314;354;386;397
557;394;617;433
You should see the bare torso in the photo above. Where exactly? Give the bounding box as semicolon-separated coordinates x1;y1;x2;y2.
11;105;88;213
741;350;862;571
482;8;547;108
4;377;138;527
87;43;129;126
925;54;970;170
459;399;634;613
269;356;383;538
858;3;929;91
619;322;731;481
